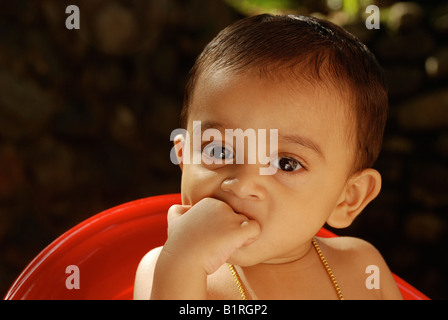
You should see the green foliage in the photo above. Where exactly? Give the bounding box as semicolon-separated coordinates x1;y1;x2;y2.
342;0;359;17
224;0;300;15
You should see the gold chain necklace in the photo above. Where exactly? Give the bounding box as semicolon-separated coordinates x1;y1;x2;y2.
228;237;344;300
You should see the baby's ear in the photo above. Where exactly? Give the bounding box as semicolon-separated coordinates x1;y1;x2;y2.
327;169;382;229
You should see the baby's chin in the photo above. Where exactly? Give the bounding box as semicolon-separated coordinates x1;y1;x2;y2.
227;242;267;267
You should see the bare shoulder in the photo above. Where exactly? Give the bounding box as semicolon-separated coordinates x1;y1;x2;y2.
318;236;403;300
133;246;163;300
320;236;381;256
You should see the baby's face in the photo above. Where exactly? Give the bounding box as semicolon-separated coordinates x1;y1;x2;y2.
179;70;354;266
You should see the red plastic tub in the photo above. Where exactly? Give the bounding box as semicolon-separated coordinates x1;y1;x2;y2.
4;194;429;300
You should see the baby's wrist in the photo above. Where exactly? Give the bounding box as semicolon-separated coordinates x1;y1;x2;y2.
159;243;209;274
151;246;208;299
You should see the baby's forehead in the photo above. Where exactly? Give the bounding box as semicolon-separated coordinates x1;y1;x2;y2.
200;63;352;102
190;69;355;142
194;67;353;117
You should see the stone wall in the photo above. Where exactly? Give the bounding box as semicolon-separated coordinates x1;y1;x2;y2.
0;0;447;299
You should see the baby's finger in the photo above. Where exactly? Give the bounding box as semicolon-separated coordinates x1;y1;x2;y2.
167;204;191;224
237;219;261;247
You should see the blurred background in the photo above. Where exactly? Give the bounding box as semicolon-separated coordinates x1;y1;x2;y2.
0;0;447;299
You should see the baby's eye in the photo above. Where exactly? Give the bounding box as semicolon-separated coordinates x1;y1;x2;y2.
271;156;302;172
202;143;234;160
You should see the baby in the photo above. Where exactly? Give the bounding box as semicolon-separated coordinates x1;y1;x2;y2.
134;14;403;300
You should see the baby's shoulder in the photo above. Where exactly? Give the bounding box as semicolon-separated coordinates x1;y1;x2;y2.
320;236;381;259
318;236;403;299
319;236;388;272
133;246;163;300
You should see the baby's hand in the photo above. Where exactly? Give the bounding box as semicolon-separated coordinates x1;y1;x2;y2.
163;197;261;275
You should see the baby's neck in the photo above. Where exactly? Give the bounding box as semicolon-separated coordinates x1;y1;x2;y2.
231;239;337;299
242;240;316;274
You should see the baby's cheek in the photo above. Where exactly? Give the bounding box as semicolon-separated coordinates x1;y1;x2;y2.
181;165;223;203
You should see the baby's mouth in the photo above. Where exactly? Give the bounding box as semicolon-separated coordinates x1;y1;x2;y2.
209;196;256;221
226;202;249;218
230;206;255;222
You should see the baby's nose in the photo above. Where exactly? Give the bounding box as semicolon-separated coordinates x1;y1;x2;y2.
220;165;266;200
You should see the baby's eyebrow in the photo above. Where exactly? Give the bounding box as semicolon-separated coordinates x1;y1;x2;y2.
191;120;224;138
194;120;325;160
279;133;325;161
198;120;227;132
